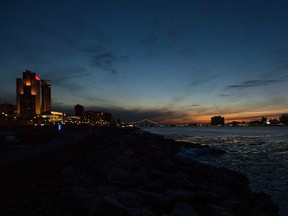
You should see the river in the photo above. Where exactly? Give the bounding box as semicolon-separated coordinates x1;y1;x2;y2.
142;126;288;215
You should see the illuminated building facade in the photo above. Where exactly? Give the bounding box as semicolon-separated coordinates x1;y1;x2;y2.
16;70;51;116
84;111;112;125
41;111;63;124
74;104;112;125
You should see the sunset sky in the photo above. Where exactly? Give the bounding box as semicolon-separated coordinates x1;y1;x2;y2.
1;0;288;123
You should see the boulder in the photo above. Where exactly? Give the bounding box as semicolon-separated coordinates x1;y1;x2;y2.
165;189;196;203
251;193;279;216
134;190;169;209
116;191;144;208
209;204;235;216
219;199;249;215
127;207;156;216
162;173;194;190
171;203;199;216
107;167;131;182
85;195;127;216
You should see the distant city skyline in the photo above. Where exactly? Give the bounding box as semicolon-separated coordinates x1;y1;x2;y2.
0;69;285;124
1;0;288;123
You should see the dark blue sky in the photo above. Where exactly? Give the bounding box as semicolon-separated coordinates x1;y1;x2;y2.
1;0;288;123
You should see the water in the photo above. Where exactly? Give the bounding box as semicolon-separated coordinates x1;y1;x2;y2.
142;126;288;215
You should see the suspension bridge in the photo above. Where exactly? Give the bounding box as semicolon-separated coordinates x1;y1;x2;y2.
129;119;160;127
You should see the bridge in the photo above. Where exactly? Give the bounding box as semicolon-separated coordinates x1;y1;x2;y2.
130;119;159;127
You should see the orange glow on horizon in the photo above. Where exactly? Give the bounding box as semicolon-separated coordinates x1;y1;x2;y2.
35;75;40;81
157;110;288;125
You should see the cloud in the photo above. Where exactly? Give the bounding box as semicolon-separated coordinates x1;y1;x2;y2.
219;94;230;97
262;48;288;78
168;73;222;106
58;103;190;123
92;30;112;44
140;34;158;45
115;109;183;123
30;22;125;75
42;66;92;92
226;79;286;89
82;44;107;54
105;107;187;123
271;63;288;74
43;66;90;81
90;53;118;74
81;44;127;75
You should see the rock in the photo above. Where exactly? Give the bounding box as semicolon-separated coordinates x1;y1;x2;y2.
179;161;252;200
130;168;152;187
127;207;156;216
108;167;131;182
194;191;221;204
128;159;142;173
162;173;194;190
1;127;280;216
61;166;74;175
165;189;196;203
116;191;144;208
141;180;165;192
164;159;177;172
85;195;127;216
94;185;121;196
149;169;170;179
209;204;235;216
119;148;135;159
119;134;138;147
134;190;169;209
219;199;249;214
171;203;199;216
251;193;279;216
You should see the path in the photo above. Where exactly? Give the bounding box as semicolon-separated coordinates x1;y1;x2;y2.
0;132;89;167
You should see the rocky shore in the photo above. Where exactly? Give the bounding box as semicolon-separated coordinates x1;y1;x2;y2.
0;127;279;215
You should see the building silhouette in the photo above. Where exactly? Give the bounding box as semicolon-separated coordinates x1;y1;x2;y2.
74;104;112;125
279;113;288;126
84;110;112;125
41;80;51;114
211;116;225;126
16;70;51;116
0;103;16;114
74;104;84;117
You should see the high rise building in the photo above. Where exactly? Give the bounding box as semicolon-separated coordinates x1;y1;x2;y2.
74;104;84;117
41;80;51;114
16;70;51;116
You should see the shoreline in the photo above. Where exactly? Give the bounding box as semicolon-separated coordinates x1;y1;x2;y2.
0;127;279;215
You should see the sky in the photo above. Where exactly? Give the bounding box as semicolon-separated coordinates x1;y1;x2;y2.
1;0;288;123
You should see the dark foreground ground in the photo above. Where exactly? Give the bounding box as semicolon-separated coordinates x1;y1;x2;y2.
0;127;279;216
